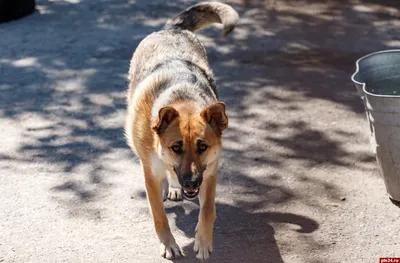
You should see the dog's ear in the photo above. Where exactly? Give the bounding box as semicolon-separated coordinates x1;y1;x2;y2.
152;106;179;134
201;102;228;135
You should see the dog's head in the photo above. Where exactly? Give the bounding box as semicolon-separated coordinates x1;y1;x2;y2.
152;101;228;200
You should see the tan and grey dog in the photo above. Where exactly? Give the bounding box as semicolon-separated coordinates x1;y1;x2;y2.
125;2;239;260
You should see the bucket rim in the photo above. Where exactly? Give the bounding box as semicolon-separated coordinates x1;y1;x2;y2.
351;49;400;98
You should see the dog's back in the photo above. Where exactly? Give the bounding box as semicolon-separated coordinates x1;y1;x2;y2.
127;1;239;92
127;30;212;101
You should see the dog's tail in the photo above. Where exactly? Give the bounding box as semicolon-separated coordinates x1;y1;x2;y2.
164;2;239;37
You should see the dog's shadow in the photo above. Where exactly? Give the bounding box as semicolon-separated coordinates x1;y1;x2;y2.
165;201;319;262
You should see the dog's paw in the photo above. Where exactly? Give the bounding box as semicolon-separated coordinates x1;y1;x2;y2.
194;226;213;260
160;240;183;260
167;186;183;201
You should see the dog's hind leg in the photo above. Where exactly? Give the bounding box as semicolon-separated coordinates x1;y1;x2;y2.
166;170;183;202
143;166;183;259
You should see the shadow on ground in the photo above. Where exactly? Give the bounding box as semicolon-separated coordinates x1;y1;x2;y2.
0;0;185;202
165;202;319;263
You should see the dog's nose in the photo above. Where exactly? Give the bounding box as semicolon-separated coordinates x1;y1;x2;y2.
183;177;201;189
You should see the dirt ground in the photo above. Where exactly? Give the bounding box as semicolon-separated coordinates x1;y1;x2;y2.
1;0;399;262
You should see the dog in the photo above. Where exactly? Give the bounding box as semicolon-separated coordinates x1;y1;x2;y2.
125;2;239;260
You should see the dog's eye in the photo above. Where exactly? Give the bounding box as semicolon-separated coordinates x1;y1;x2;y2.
171;144;183;155
198;143;208;153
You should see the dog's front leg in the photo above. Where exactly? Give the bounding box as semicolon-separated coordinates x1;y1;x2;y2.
144;169;182;259
194;174;217;260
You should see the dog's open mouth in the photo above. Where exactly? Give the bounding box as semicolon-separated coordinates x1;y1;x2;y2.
181;188;199;200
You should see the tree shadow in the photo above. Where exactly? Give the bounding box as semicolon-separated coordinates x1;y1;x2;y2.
205;0;399;113
0;0;196;211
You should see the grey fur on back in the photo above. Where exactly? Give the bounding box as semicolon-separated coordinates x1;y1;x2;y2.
127;2;239;123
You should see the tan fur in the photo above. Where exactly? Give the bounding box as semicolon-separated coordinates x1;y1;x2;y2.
154;101;222;171
124;2;238;260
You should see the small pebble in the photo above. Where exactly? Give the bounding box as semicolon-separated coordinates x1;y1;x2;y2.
341;197;346;201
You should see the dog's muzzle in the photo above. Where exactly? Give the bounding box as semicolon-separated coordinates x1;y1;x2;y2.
181;176;202;200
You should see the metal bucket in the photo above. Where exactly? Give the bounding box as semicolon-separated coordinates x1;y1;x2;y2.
351;50;400;202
